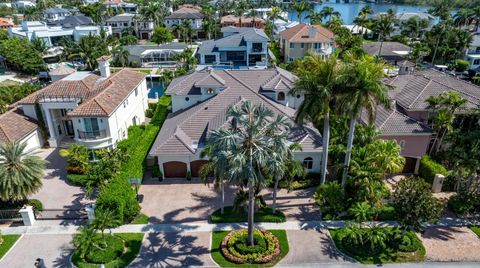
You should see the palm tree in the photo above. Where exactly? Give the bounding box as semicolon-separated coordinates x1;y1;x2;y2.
359;5;373;17
207;101;289;245
92;209;121;246
0;141;46;201
138;2;164;26
370;139;405;179
73;226;96;259
68;35;109;71
112;46;129;67
290;54;343;185
401;17;430;40
407;42;431;67
338;55;391;187
23;7;42;21
201;4;216;39
306;11;323;25
325;16;344;33
291;1;312;24
59;144;90;173
455;30;473;58
319;6;341;24
468;7;480;32
234;0;249;26
373;11;395;56
353;13;370;35
428;0;453;21
453;9;471;28
267;6;286;23
176;20;194;44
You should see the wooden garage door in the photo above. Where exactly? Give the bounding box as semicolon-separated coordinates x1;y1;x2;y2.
163;161;187;178
190;160;209;177
402;157;417;174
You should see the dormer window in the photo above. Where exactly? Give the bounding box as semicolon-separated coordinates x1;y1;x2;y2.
207;88;215;94
277;92;285;101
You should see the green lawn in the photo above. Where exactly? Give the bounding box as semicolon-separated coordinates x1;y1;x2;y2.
130;213;149;224
471;226;480;238
71;233;143;268
210;206;286;223
211;230;289;267
329;228;425;264
0;235;21;259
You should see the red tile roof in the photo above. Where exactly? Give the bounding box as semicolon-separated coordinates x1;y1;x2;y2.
280;23;334;43
0;108;38;144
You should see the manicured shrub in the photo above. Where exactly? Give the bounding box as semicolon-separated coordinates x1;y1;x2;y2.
152;163;162;179
85;235;124;264
314;181;346;217
96;179;139;225
145;108;154;118
221;229;281;264
375;205;396;221
448;194;478;215
454;59;469;72
67;174;89;186
27;199;43;212
419;155;448;184
150;95;171;126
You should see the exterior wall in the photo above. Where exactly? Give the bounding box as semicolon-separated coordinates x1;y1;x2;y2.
379;134;431;159
166;18;203;30
282;41;333;62
171;93;215;112
294;151;322;173
22;104;37;120
262;91;304;110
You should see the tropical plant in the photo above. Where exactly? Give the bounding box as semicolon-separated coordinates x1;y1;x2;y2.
291;54;345;184
0;141;46;201
112;46;129;67
349;202;373;224
59;144;90;174
392;176;442;230
407;42;430;67
119;35;138;46
428;0;453;21
73;226;96;259
206;101;289;245
174;20;194;44
370;139;405;179
319;6;341;23
401;17;430;39
68;34;109;70
138;2;166;26
173;48;197;71
314;181;346;217
373;10;396;56
306;11;323;25
91;209;121;246
291;1;312;23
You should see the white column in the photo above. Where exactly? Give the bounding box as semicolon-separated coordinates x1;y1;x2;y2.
19;206;35;226
43;108;58;147
414;157;421;175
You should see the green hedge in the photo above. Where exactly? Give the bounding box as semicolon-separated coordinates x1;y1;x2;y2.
150;95;171;126
211;206;286;223
67;174;89;186
419;155;448;184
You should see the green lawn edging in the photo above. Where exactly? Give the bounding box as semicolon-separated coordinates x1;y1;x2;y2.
211;230;289;267
71;233;143;268
0;235;21;260
329;227;425;264
211;206;286;223
471;226;480;238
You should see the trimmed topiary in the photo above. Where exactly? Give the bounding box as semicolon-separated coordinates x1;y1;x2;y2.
418;155;448;184
221;229;281;264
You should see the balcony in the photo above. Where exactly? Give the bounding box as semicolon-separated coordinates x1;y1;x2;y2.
38;95;82;103
77;129;107;140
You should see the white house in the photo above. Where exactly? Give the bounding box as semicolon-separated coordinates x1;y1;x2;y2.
465;33;480;70
165;5;204;38
13;1;35;9
8;21;112;47
16;56;148;150
0;108;43;151
105;13;154;39
148;67;321;178
43;8;72;23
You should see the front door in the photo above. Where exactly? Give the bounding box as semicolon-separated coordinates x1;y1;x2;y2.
64;120;74;136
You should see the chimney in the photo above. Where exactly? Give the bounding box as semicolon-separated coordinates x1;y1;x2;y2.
308;25;316;38
97;55;112;78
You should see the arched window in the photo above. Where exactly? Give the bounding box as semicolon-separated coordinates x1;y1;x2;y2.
277;92;285;101
303;157;313;170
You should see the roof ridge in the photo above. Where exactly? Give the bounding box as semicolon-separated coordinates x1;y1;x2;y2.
428;75;480;103
378;107;395;129
408;77;432;109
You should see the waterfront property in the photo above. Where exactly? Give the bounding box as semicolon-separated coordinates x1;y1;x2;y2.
123;43;188;67
220;15;266;29
43;8;72;24
197;27;269;68
465;31;480;71
362;42;414;75
14;56;148;149
279;23;335;62
148;67;321;178
165;5;204;39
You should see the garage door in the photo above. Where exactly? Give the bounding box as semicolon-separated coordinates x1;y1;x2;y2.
163;161;187;178
190;160;209;177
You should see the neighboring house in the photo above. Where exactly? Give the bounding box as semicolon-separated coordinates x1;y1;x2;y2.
220;15;265;29
465;33;480;71
105;14;154;39
43;8;72;23
148;67;322;178
363;41;414;75
394;12;435;34
104;0;137;14
197;27;269;68
165;5;204;38
16;57;148;150
123;43;188;67
0;18;15;29
13;1;35;9
9;21;112;47
0;108;42;151
54;14;94;28
343;24;372;37
361;104;432;173
279;23;335;62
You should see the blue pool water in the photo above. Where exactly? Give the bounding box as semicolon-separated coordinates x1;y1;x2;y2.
147;77;164;99
211;65;242;70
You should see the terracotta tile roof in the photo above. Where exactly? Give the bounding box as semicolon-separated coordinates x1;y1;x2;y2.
165;5;203;20
149;68;322;156
97;55;112;61
279;23;334;43
18;69;146;117
0;108;38;144
69;69;145;117
221;15;265;24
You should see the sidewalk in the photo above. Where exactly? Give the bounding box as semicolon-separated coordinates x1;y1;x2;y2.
1;218;478;235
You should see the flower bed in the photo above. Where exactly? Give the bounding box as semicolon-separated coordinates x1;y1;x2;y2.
220;229;281;265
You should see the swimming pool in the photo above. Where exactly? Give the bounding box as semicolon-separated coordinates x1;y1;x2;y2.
147;77;164;99
211;65;242;70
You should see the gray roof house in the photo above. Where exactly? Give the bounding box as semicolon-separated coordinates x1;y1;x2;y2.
43;8;72;23
362;42;411;63
123;43;188;67
197;27;269;69
54;14;94;28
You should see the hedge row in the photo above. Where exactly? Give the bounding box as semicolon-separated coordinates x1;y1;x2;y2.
150;95;171;126
418;155;448;184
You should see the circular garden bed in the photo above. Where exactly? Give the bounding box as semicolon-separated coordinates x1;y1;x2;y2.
71;233;143;268
217;229;286;266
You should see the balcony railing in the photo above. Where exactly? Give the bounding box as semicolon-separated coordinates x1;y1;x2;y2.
77;130;107;140
38;95;81;103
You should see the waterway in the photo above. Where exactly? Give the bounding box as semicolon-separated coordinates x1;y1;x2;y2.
287;1;432;24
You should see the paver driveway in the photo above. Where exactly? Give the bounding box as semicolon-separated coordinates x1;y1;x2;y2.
30;148;86;209
0;234;73;268
279;229;355;266
418;226;480;262
128;231;216;267
139;177;319;223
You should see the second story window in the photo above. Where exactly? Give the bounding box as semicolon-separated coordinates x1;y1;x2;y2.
135;88;138;96
207;88;214;94
301;43;304;48
289;42;294;49
277;92;285;101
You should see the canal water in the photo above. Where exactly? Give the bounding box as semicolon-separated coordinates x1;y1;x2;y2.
288;1;431;25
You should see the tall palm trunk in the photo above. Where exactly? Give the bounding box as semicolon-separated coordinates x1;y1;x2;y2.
320;111;330;184
221;180;225;214
341;117;356;187
248;183;255;246
272;175;280;214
